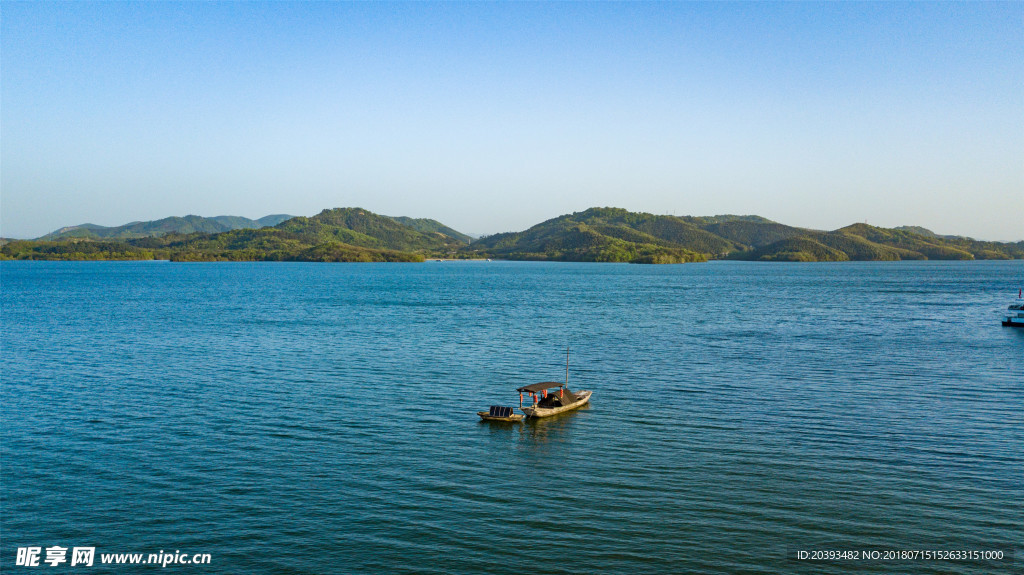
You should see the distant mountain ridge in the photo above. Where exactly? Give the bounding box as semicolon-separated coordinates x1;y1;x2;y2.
39;214;295;240
465;207;803;263
892;225;964;240
387;216;473;244
463;207;1022;262
119;208;468;262
5;207;1020;262
739;223;1024;261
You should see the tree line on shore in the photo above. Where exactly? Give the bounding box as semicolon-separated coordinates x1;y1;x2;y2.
3;207;1021;263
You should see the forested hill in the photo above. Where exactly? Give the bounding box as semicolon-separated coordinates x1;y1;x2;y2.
463;208;1022;262
463;208;793;263
5;207;1021;262
39;214;294;240
387;216;473;244
739;223;1024;261
272;208;468;252
4;208;471;262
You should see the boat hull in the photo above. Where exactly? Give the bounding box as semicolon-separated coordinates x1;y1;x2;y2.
521;390;592;419
1002;319;1024;328
477;411;524;422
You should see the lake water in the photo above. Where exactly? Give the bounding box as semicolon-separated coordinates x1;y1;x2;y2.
2;260;1022;573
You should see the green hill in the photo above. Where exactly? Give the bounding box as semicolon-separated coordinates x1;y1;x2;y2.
836;224;973;259
698;221;808;249
256;214;295;227
274;208;467;252
465;209;1023;263
159;228;421;262
893;225;940;238
387;216;473;244
6;207;1020;263
39;214;296;240
464;208;719;263
682;214;778;225
126;208;464;261
10;208;467;262
465;208;1022;263
741;237;850;262
739;223;1021;261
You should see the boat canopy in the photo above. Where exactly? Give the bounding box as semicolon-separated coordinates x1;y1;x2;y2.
538;389;577;407
517;382;565;393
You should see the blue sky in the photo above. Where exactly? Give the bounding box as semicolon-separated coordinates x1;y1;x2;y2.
2;2;1021;240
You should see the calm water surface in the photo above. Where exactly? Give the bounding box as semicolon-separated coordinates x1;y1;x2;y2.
2;260;1022;573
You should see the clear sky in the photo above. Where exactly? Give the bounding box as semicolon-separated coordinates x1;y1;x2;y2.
2;1;1021;240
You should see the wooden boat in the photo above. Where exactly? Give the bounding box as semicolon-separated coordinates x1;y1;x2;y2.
516;348;592;419
478;405;524;422
519;384;592;418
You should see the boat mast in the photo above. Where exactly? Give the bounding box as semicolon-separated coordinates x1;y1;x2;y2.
565;346;570;386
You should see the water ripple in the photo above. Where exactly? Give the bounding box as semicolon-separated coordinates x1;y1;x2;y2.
2;260;1022;574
